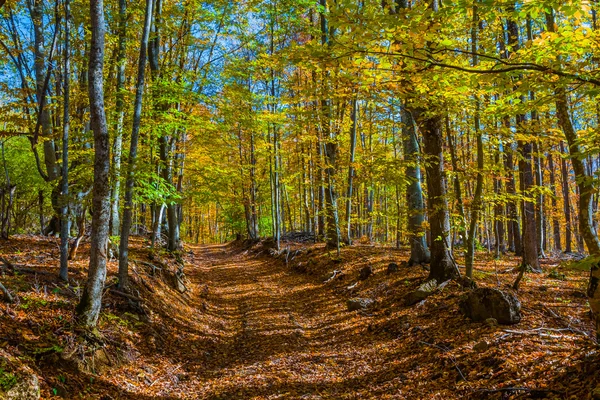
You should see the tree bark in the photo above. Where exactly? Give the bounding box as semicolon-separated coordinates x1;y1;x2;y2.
402;108;430;265
59;0;70;282
506;7;540;280
346;97;357;244
76;0;111;328
110;0;127;236
559;142;573;252
413;110;459;282
465;4;484;278
118;0;154;289
547;152;561;251
31;0;60;182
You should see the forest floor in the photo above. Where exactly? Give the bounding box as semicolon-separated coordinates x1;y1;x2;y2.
0;235;599;399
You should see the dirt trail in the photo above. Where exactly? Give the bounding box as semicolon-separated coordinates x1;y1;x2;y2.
167;244;382;399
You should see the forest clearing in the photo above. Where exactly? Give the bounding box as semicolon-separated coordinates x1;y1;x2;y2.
2;0;600;398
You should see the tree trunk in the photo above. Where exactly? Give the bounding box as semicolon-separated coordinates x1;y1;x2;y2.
465;5;483;278
59;0;70;282
547;152;561;251
413;110;459;282
559;142;573;253
346;97;357;244
76;0;111;328
319;0;340;254
31;0;60;182
118;0;153;289
446;119;465;244
494;143;506;257
506;9;540;280
110;0;127;236
402;107;430;265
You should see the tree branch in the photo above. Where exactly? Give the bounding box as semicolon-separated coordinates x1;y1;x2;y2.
0;281;12;303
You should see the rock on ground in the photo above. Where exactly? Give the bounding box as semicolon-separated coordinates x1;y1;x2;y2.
347;298;374;311
359;266;373;280
387;263;398;274
5;373;40;400
405;279;438;306
473;341;489;353
459;287;521;325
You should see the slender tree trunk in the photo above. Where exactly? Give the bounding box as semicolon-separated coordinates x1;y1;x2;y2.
249;131;259;238
110;0;127;236
465;5;483;278
346;97;357;244
558;142;573;253
59;0;70;282
494;140;506;257
118;0;153;289
31;0;60;182
38;190;45;234
526;18;546;259
76;0;111;327
534;141;546;257
447;119;465;243
547;152;561;251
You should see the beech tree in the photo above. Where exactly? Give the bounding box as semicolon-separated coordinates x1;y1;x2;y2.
76;0;111;327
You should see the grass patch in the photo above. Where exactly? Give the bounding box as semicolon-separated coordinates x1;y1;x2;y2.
0;367;17;392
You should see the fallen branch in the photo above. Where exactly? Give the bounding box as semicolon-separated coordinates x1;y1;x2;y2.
14;267;56;276
1;257;58;277
501;327;583;340
419;341;468;383
0;257;15;274
133;259;162;271
0;281;13;302
110;289;143;302
323;270;342;284
474;387;564;397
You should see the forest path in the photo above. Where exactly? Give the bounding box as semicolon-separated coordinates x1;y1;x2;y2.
152;243;385;399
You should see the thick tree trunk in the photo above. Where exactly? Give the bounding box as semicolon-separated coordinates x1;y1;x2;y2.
413;110;459;282
76;0;111;328
402;108;430;265
506;9;540;279
555;95;600;254
516;134;541;272
319;0;340;254
552;59;600;338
